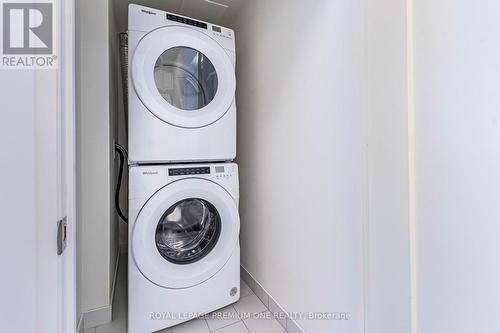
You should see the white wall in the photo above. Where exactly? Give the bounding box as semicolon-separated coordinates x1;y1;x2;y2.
413;1;500;332
76;0;118;320
362;1;500;332
111;0;132;247
364;0;412;332
230;1;365;332
108;0;119;293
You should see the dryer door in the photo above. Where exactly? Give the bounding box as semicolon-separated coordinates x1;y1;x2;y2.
131;26;236;128
132;178;239;289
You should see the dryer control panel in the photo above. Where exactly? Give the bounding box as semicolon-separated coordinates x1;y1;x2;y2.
166;14;207;29
129;4;236;52
165;13;233;40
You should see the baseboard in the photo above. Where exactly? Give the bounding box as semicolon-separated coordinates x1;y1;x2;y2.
240;265;306;333
83;305;112;329
76;313;84;333
82;249;121;330
110;249;121;309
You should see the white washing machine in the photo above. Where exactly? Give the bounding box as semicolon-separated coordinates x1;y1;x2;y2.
128;4;237;164
128;163;240;332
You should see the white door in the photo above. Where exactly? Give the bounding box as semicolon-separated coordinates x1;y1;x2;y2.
0;1;75;332
131;26;236;128
132;178;240;289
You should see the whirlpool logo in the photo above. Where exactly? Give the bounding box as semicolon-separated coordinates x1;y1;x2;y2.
1;0;57;68
142;171;159;175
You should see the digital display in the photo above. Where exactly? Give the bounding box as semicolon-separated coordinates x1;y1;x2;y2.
166;14;208;29
215;166;225;173
212;26;222;33
169;167;210;176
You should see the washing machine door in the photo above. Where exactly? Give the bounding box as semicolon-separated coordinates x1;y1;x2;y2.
132;178;239;289
131;26;236;128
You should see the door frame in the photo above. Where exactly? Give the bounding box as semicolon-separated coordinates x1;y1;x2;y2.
59;0;76;331
33;0;77;332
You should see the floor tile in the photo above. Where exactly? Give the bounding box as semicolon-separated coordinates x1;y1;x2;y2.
243;311;285;333
92;259;289;333
240;279;253;298
233;294;267;319
214;321;249;333
205;305;240;331
171;318;210;333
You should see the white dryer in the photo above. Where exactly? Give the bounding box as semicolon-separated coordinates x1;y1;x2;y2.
128;163;240;332
128;4;237;164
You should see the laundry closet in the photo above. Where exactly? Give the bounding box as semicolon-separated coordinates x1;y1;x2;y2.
76;1;391;332
3;0;500;332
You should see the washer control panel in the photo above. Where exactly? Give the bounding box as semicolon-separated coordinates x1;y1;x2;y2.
169;167;210;176
215;165;235;179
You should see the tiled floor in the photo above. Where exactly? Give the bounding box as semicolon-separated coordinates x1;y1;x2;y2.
87;258;286;333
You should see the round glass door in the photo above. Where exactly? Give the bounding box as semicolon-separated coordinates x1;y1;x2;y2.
131;26;236;128
154;47;218;111
155;198;221;264
132;178;239;288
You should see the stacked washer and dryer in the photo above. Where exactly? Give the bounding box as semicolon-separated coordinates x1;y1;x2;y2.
127;4;240;332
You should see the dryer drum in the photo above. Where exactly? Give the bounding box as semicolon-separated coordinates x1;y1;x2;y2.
153;46;219;111
155;198;221;264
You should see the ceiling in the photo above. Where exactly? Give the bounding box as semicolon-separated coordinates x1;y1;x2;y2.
113;0;244;29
